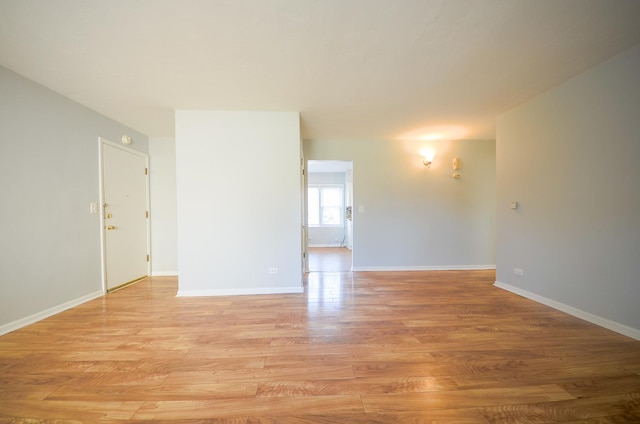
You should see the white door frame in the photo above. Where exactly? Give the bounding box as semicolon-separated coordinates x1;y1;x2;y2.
98;137;151;293
301;153;308;274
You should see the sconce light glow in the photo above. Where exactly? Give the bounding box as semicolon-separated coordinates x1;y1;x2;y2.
420;148;435;168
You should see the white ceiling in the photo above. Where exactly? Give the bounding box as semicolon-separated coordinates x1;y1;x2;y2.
1;0;640;141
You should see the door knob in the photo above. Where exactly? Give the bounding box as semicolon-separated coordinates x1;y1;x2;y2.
106;225;116;230
106;213;113;219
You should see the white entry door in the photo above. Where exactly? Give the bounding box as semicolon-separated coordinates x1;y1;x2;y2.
100;139;149;291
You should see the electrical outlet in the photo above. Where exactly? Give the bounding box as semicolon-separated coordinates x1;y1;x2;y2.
513;268;524;276
269;267;278;274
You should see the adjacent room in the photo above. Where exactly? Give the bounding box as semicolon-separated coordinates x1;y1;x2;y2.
1;0;639;421
307;160;353;272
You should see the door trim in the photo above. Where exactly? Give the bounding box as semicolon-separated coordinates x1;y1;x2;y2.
98;137;151;294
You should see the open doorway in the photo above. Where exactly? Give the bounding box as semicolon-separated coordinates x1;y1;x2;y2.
306;160;353;272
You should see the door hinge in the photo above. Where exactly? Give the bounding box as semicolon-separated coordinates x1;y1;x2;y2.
145;167;148;175
146;211;149;218
146;254;150;262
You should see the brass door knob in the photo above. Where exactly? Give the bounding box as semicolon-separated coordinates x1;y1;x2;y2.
106;225;116;230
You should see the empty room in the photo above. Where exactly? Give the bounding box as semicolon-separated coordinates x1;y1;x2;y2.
1;0;639;422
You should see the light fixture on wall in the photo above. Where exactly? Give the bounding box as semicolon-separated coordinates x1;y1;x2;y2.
422;150;435;168
121;135;133;145
420;148;436;168
417;148;436;168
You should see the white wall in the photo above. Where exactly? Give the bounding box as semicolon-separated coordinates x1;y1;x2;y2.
0;66;148;334
304;139;496;270
175;111;302;295
307;172;347;247
149;137;178;275
496;44;640;338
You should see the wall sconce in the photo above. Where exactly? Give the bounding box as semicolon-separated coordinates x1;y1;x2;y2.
121;135;133;145
421;150;435;168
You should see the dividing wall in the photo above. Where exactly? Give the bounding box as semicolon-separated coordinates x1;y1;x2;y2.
175;111;302;295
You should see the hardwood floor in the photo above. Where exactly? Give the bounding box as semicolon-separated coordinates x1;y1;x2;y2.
308;247;352;272
1;270;640;422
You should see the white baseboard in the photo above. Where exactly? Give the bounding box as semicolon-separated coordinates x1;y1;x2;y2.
351;264;496;272
0;290;104;336
151;271;178;276
177;286;304;297
494;281;640;341
308;244;343;248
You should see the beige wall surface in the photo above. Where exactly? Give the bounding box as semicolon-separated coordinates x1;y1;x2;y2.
496;44;640;335
304;138;496;270
0;66;148;332
149;137;178;275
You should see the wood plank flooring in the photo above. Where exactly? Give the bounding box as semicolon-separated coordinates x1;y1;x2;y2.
1;270;640;422
308;247;352;272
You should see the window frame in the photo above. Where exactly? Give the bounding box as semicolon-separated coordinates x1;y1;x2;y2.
307;184;344;228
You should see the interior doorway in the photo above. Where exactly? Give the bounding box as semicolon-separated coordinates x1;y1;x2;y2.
306;160;353;272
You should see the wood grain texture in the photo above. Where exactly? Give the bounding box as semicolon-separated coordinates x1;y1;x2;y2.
308;247;352;272
1;270;639;422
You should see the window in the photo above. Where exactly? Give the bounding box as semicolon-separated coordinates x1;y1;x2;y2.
308;185;344;227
